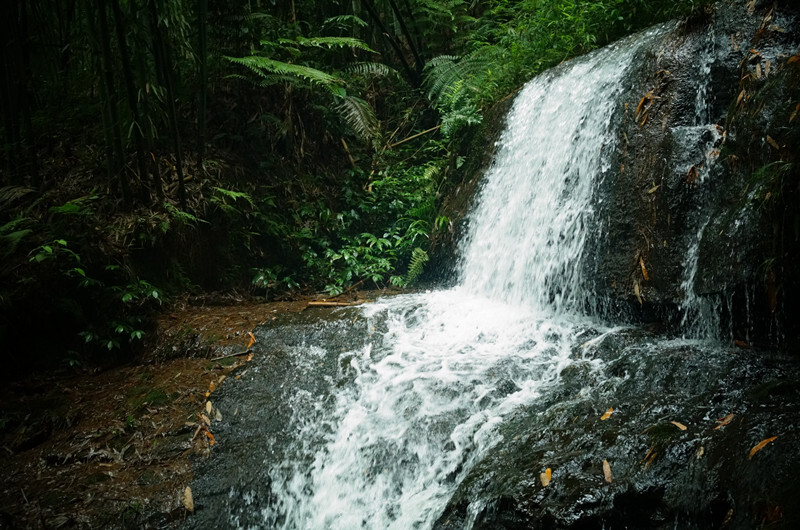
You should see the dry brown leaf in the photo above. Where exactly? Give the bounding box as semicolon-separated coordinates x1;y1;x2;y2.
540;468;552;487
696;446;705;459
202;428;215;446
748;436;778;459
767;135;780;149
639;257;650;281
200;413;210;425
686;165;699;185
182;486;194;512
209;381;216;392
790;102;800;123
736;89;746;106
647;184;660;194
206;401;212;414
765;59;771;76
671;421;688;431
603;460;613;483
715;413;735;429
634;281;643;305
755;63;762;79
788;54;800;64
215;408;223;422
730;34;738;51
601;407;614;421
247;331;256;349
246;352;254;362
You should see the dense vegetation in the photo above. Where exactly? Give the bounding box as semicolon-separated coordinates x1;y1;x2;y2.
0;0;698;370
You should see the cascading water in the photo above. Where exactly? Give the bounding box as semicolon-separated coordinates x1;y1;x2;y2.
238;28;665;530
187;11;800;530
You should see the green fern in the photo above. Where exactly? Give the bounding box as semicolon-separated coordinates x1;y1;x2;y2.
405;247;429;285
345;62;399;79
337;96;381;147
225;56;347;97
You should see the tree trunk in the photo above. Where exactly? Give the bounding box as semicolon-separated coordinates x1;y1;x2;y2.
148;0;186;208
196;0;208;172
97;0;132;205
111;0;150;200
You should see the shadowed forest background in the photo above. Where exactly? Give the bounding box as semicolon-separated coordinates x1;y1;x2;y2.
0;0;745;373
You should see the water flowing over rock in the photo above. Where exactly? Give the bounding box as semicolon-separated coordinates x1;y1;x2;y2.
186;3;800;529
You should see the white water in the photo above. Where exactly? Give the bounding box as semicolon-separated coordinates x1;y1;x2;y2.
259;28;664;529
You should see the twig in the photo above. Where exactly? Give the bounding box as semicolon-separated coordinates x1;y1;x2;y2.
333;277;367;298
209;349;251;362
388;125;441;148
305;301;365;308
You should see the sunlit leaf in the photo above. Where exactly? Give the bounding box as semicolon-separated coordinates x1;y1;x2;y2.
601;407;614;421
603;460;612;483
748;436;778;459
247;331;256;349
671;421;687;431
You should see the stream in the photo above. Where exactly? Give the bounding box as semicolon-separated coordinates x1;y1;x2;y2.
187;22;800;530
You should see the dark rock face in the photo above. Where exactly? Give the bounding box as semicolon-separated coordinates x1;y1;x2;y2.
435;2;800;348
589;1;800;347
433;330;800;529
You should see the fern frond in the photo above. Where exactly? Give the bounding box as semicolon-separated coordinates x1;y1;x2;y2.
337;96;381;147
345;62;399;79
0;185;36;211
405;248;429;285
323;15;368;29
225;56;346;97
295;36;374;53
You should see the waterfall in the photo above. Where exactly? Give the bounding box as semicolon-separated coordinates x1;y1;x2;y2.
249;27;667;530
458;33;647;312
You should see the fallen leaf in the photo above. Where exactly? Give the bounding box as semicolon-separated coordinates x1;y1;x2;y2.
200;413;210;425
671;421;688;431
639;257;650;281
247;331;256;349
788;54;800;64
215;408;223;422
202;428;215;446
715;413;735;429
540;468;552;487
730;34;739;51
182;486;194;512
790;102;799;122
748;436;778;459
765;59;771;76
755;63;762;78
686;165;699;185
697;446;705;459
246;352;254;362
206;401;212;414
643;445;657;469
209;381;216;392
736;89;746;106
603;460;613;483
767;135;780;149
634;281;643;305
601;407;614;421
218;375;226;384
647;184;660;194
